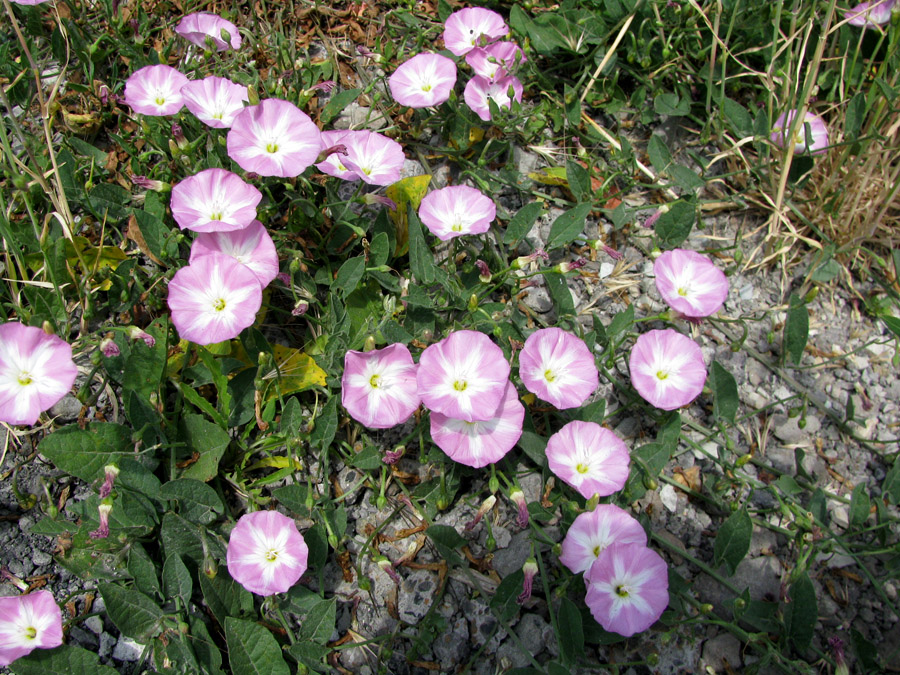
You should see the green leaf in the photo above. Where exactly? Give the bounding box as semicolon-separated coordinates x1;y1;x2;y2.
98;582;165;641
784;293;809;365
349;445;383;470
310;395;338;451
566;160;591;203
574;399;605;424
288;642;331;673
39;423;132;483
225;617;291;675
547;202;592;250
849;482;871;528
709;361;739;424
88;183;131;220
368;231;390;267
490;569;524;622
408;206;436;284
127;543;161;600
200;568;253;627
162;554;193;603
557;597;584;667
653;91;690;116
850;627;880;671
784;572;817;652
647;134;672;174
319;88;361;125
296;597;337;644
332;255;366;298
713;508;752;575
544;272;575;317
882;460;900;504
845;92;866;141
655;200;695;249
503;201;544;245
775;474;803;496
517;429;548;467
606;304;634;339
670;165;705;191
196;347;232;423
179;414;231;482
273;484;311;516
160;479;225;525
881;315;900;339
721;97;753;137
623;441;671;501
9;644;120;674
129;209;170;264
68;136;109;164
279;396;304;437
161;512;226;564
427;524;465;563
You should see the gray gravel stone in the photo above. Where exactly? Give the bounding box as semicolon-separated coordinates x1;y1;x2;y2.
702;633;742;671
397;569;438;625
433;615;470;670
112;636;145;661
32;550;52;566
49;393;82;422
492;530;531;577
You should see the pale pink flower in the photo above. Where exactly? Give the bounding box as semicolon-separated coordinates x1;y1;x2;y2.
190;220;279;289
518;558;538;604
227;99;323;177
0;322;77;426
389;53;458;108
443;7;509;56
170;168;262;233
0;591;64;667
416;330;511;422
127;326;156;348
430;381;523;468
122;65;189;116
315;130;356;180
465;42;526;80
585;543;669;637
845;0;896;26
341;130;405;186
653;249;729;318
545;421;630;500
418;185;496;241
181;77;249;129
341;344;421;429
519;327;598;409
8;0;50;4
463;75;523;122
629;329;706;411
89;502;113;539
770;110;829;155
167;253;262;345
175;12;242;51
559;505;647;575
226;510;308;596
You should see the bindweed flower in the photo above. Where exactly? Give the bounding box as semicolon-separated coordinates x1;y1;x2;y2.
127;326;156;348
292;300;309;316
375;556;401;584
175;12;242;51
122;65;189;116
845;0;896;26
629;329;706;411
181;77;249;129
417;330;511;422
315;130;356;180
190;220;279;289
171;123;188;150
513;248;549;271
98;465;120;499
100;337;120;358
430;381;524;468
828;636;849;675
418;185;496;241
341;343;421;429
559;504;647;575
89;502;113;539
770;110;829;155
465;41;526;80
9;0;52;4
0;591;64;667
389;53;458;108
509;487;529;529
308;80;336;94
226;510;308;596
518;558;538;604
519;327;598;410
584;543;669;637
555;258;587;274
0;322;77;426
465;495;497;531
130;175;170;192
463;74;523;122
653;249;729;319
443;7;509;56
170;168;262;233
643;208;664;229
341;130;406;186
227;99;323;177
545;421;630;500
476;260;492;283
167;253;263;345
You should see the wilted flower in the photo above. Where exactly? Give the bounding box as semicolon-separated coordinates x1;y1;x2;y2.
130;175;169;192
98;464;120;499
770;110;829;155
226;510;309;596
190;220;279;288
181;77;249;129
509;487;529;529
340;130;406;186
122;65;189;116
175;12;242;51
418;185;496;241
0;591;64;667
443;7;509;56
100;337;120;358
171;168;262;233
127;326;156;348
8;0;52;4
89;502;113;539
465;41;526;80
227;99;323;177
388;53;458;108
518;558;539;604
463;74;523;122
465;495;497;531
519;327;598;410
0;322;77;426
584;543;669;637
653;249;729;318
341;343;421;429
559;505;647;575
844;0;896;27
167;253;263;345
476;259;492;283
545;421;630;500
629;329;706;411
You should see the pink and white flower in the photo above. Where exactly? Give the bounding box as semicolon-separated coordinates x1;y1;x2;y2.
559;505;647;575
417;330;510;422
227;99;323;177
430;382;524;468
0;591;64;667
545;421;630;500
418;185;496;241
181;77;249;128
170;168;262;233
190;220;279;288
443;7;509;56
463;75;523;122
629;329;706;411
122;65;189;116
585;543;669;637
518;327;598;410
770;110;829;155
845;0;896;26
0;323;77;427
389;53;458;108
315;130;357;180
341;344;421;429
175;12;242;51
465;42;526;80
653;249;729;318
226;510;308;596
167;253;262;345
341;131;405;187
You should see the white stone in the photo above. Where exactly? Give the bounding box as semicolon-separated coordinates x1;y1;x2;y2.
659;484;679;512
112;636;146;662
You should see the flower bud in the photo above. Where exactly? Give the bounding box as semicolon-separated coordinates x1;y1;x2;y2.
100;337;120;358
517;559;538;604
127;326;156;348
475;259;492;283
464;495;497;531
89;502;113;539
509;488;529;530
363;335;376;352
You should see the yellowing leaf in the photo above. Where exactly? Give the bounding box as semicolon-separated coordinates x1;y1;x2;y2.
166;339;191;378
528;166;569;187
261;344;327;403
469;127;485;143
385;174;431;257
246;456;303;472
